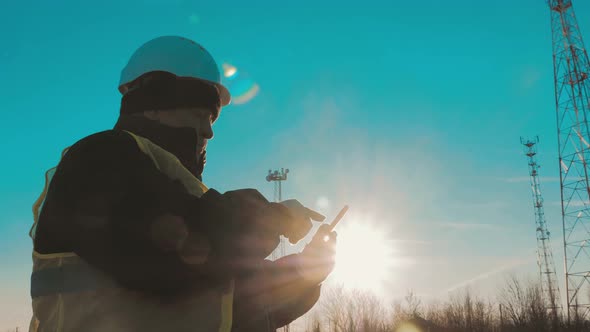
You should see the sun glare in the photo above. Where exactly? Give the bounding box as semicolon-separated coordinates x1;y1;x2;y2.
332;218;396;293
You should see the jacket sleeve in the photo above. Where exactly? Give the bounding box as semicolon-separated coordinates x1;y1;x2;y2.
33;130;233;295
232;254;321;330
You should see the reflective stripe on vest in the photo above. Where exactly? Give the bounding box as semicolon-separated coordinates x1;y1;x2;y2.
31;264;109;298
29;130;233;332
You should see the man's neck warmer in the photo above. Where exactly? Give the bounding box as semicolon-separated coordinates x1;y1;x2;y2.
114;115;206;180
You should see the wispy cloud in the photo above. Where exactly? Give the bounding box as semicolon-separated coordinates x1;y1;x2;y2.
441;258;530;294
549;200;588;207
520;68;542;90
439;222;501;231
270;91;449;223
501;176;561;183
450;200;511;209
412;219;507;235
392;239;432;245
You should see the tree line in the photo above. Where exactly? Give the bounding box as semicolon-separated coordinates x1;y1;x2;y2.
302;276;590;332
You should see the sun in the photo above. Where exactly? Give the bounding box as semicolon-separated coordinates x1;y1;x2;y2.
331;218;397;293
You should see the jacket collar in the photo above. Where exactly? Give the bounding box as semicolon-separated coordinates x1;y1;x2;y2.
113;115;204;180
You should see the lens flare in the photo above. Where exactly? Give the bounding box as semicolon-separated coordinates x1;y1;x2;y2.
221;62;259;105
188;13;200;25
222;63;237;78
316;196;331;211
396;322;422;332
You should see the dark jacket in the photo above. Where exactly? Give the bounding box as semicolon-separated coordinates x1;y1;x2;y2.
33;117;320;331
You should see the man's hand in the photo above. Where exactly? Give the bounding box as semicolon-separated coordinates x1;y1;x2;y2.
296;224;337;284
221;189;293;262
280;199;325;244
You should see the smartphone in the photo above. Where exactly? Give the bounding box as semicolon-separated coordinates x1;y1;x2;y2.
327;205;349;232
318;205;348;242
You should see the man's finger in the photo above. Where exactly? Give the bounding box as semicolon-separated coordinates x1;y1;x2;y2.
322;231;338;243
269;202;295;219
305;207;326;221
314;224;333;242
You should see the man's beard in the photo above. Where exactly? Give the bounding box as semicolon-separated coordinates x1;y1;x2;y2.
196;150;206;181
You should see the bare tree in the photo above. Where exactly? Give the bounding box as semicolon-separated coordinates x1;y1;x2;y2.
498;275;529;329
319;286;388;332
304;274;584;332
391;290;423;325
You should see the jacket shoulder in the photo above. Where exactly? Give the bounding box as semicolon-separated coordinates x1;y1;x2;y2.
66;130;141;156
73;130;136;148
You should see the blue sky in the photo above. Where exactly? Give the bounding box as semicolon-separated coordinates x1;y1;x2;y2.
2;0;590;329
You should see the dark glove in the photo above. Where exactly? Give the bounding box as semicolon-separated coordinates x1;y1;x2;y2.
220;189;295;266
296;224;337;284
280;199;325;244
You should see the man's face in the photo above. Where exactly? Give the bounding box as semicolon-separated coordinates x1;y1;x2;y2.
143;107;217;156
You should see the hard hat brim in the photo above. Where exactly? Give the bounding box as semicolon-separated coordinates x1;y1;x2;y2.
193;77;231;106
119;73;231;107
216;83;231;106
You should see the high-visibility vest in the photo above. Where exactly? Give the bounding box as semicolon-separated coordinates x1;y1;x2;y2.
28;130;234;332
